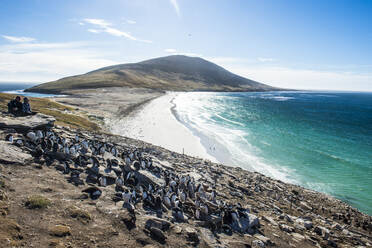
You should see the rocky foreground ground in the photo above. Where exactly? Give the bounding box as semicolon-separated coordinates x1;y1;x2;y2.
0;113;371;248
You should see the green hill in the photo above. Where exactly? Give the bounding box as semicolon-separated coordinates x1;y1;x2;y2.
26;55;279;93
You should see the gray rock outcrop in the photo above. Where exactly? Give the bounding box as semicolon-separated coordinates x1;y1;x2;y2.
0;113;55;132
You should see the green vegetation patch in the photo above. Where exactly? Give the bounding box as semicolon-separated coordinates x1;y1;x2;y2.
25;195;51;209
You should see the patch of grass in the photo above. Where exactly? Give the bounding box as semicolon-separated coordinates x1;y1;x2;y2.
49;225;71;237
41;108;100;131
0;216;22;246
67;206;91;222
25;195;51;209
0;93;100;131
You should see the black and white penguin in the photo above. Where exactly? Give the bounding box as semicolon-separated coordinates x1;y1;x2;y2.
5;134;13;142
133;161;141;171
82;186;102;200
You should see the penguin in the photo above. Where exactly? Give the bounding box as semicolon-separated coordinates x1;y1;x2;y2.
26;131;37;143
99;176;107;186
14;139;24;147
36;130;44;140
179;190;187;203
5;134;13;142
173;207;187;222
63;161;70;174
170;193;178;207
140;160;146;170
111;159;119;167
111;146;117;157
133;161;140;171
125;157;131;166
122;190;132;204
82;186;102;200
163;194;172;209
112;193;122;204
30;146;44;159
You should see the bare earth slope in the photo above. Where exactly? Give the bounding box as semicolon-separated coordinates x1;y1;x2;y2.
25;55;278;94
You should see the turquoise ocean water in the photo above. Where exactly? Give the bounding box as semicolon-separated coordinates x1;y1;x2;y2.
0;83;57;98
173;91;372;215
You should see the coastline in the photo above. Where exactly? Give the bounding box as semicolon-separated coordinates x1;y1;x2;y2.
107;90;372;216
48;88;372;215
108;92;218;162
1;88;370;247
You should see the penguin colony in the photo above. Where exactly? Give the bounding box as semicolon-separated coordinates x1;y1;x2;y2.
5;128;259;235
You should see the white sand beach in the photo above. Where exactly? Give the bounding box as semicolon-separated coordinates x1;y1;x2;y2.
110;93;218;162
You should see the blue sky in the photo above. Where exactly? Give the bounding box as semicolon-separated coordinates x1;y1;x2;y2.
0;0;371;91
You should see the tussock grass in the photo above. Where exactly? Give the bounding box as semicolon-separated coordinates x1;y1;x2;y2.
49;225;71;237
25;195;51;209
0;93;100;131
67;206;92;222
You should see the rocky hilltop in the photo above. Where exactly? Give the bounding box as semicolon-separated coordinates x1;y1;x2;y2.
25;55;278;94
0;113;371;248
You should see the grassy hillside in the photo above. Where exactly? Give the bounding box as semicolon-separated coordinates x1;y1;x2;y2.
0;93;100;131
26;55;279;93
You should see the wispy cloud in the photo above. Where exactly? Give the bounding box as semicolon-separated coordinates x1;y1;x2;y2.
223;65;372;91
87;29;101;34
257;57;276;62
84;18;111;27
164;48;201;57
208;57;256;64
2;35;36;43
126;20;136;24
164;48;177;53
0;41;118;82
82;18;151;43
170;0;181;17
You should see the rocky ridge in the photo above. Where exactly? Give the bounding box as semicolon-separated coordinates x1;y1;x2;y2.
0;113;371;248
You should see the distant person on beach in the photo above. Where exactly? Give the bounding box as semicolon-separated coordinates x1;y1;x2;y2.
7;96;23;116
22;97;36;116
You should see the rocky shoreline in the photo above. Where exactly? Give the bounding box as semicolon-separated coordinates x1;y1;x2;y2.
0;113;371;248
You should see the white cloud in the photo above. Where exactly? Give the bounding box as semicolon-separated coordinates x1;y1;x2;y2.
78;22;85;26
164;48;202;57
170;0;181;17
83;18;111;27
208;57;255;64
126;20;136;24
2;35;36;43
257;57;276;62
225;65;372;91
104;27;136;40
87;29;101;34
81;18;151;43
0;41;118;82
165;48;177;53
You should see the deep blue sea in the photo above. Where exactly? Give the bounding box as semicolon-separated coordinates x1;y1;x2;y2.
0;82;57;98
174;91;372;215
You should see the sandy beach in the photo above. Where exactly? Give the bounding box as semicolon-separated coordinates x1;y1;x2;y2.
109;92;218;162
